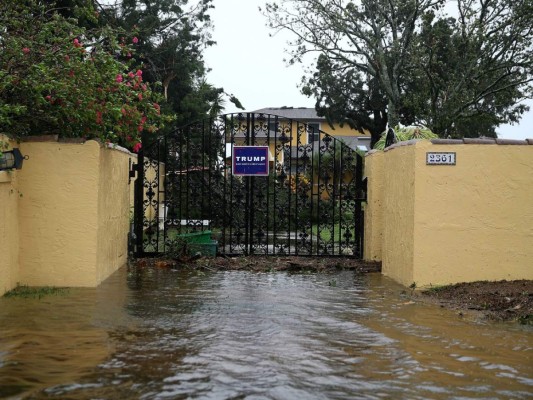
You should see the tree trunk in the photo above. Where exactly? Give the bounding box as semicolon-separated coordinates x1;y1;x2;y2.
387;99;399;128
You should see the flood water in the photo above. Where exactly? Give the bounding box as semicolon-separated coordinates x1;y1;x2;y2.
0;264;531;399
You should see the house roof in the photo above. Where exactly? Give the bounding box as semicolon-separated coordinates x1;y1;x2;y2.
252;107;325;122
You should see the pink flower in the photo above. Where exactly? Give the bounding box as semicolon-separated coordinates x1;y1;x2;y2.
96;111;103;125
115;74;123;83
45;95;52;102
127;52;132;58
132;37;139;44
138;124;143;132
133;142;142;153
138;93;143;101
22;47;30;54
128;72;135;79
136;69;142;77
73;38;82;48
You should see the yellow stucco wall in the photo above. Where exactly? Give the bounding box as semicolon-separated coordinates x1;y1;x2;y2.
365;139;533;288
381;144;417;286
17;140;101;287
0;138;20;294
363;151;384;261
0;139;134;290
412;141;533;287
96;146;133;284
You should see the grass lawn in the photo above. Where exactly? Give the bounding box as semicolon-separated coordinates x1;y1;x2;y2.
311;223;353;242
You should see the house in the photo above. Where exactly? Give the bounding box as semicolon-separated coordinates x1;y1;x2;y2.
252;107;371;151
226;107;371;174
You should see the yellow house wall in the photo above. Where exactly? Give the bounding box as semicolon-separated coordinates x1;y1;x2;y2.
412;141;533;287
323;122;368;137
0;138;20;294
290;121;368;145
363;151;384;261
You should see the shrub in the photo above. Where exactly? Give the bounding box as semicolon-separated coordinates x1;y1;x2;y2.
0;1;172;151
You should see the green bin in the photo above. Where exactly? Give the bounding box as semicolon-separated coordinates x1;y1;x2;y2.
176;230;212;244
188;240;218;257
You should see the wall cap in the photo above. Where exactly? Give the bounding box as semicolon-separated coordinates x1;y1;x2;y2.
58;137;87;144
21;135;59;142
384;139;423;151
366;149;382;156
495;138;529;145
105;142;134;155
430;139;464;145
463;137;496;144
429;137;532;145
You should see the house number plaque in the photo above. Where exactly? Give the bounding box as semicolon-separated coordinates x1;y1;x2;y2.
426;152;456;165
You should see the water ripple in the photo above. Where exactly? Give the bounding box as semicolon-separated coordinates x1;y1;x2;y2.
0;268;531;399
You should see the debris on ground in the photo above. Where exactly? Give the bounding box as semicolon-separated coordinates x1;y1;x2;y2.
133;256;532;324
418;280;533;325
134;256;382;274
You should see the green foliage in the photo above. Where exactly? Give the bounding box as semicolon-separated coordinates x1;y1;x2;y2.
103;0;239;127
0;0;172;150
265;0;533;140
373;125;438;150
3;284;69;299
404;5;532;138
301;52;388;146
518;314;533;326
425;285;451;293
0;138;8;159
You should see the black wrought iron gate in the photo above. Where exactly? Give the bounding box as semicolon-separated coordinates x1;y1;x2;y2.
133;113;366;257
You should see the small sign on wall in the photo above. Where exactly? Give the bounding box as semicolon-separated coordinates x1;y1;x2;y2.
426;152;456;165
232;146;269;176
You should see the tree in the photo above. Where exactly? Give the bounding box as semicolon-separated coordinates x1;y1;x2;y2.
0;0;170;150
405;4;532;138
101;0;243;127
264;0;533;141
301;54;389;145
264;0;444;140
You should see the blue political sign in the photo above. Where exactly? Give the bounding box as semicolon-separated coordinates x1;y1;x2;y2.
232;146;269;176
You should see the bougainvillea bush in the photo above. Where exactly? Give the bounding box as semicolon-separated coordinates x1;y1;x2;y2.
0;1;172;152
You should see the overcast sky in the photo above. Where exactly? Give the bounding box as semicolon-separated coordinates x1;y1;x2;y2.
203;0;532;140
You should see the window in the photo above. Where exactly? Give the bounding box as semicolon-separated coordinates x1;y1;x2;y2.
268;121;278;134
307;122;320;143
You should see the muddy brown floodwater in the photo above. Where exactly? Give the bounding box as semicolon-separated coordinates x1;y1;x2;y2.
0;264;531;399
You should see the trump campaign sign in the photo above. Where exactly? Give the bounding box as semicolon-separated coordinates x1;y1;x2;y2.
232;146;269;176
